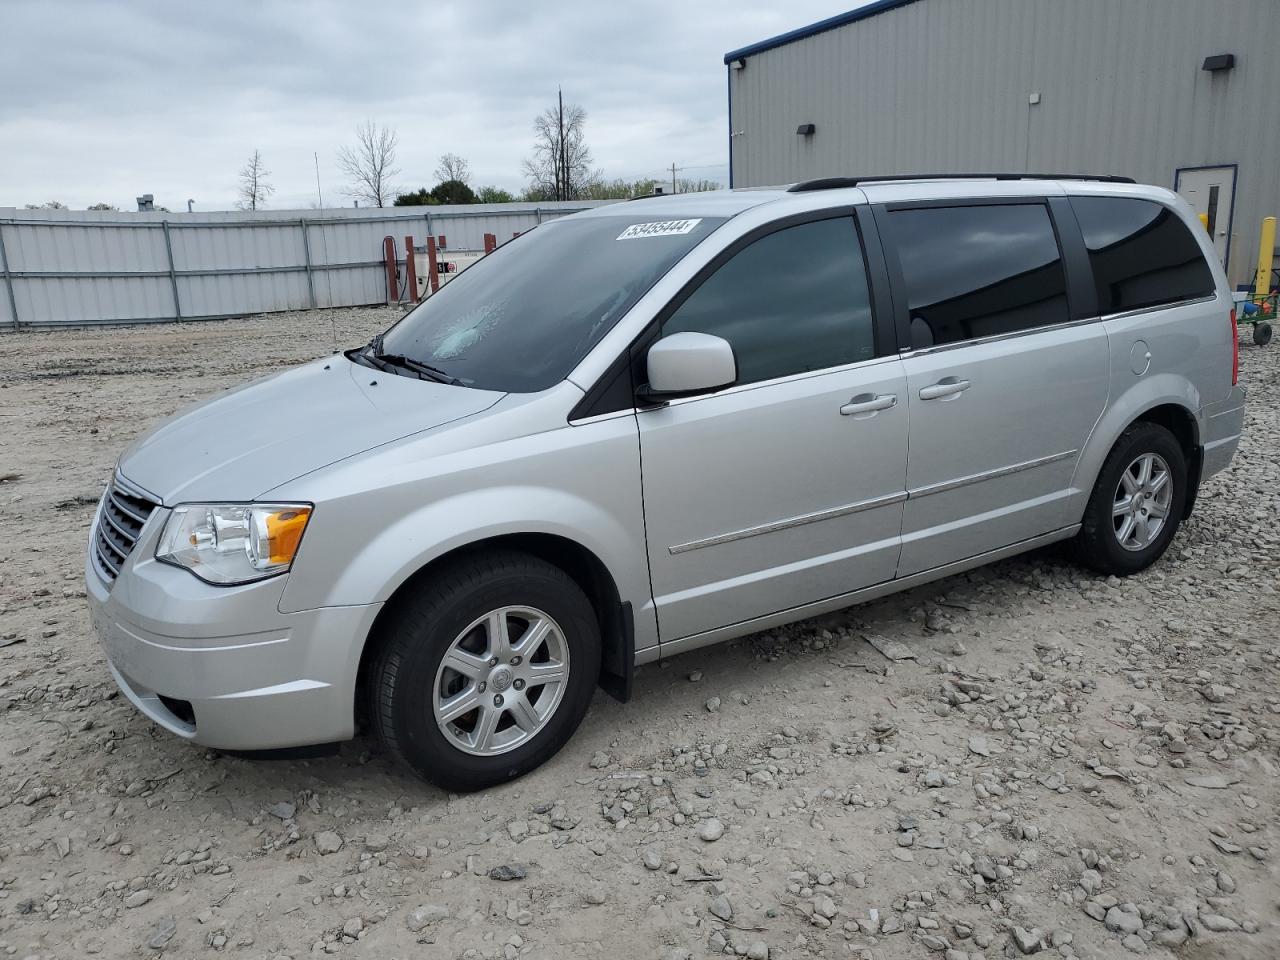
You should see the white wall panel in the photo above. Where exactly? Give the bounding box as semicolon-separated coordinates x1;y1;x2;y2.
0;201;612;328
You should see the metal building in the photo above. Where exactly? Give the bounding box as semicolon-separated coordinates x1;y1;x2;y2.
724;0;1280;287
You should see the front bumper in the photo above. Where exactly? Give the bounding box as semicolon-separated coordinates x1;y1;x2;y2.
86;501;381;751
1200;384;1246;480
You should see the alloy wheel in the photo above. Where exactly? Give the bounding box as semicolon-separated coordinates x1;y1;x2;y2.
1112;452;1173;552
432;606;570;756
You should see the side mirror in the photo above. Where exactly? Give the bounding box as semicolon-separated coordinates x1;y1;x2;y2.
640;332;737;402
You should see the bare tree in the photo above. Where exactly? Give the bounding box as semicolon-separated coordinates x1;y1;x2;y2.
236;150;274;211
337;120;400;207
521;90;597;201
676;178;723;194
434;153;471;185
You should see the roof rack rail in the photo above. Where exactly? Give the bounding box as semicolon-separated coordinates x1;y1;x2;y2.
787;173;1136;192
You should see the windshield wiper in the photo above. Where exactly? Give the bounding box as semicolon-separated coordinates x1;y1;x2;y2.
354;334;463;385
374;353;465;386
349;333;388;371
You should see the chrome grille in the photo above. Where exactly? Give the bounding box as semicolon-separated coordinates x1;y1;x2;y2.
93;477;159;584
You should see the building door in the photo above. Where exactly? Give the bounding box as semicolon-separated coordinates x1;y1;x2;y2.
1175;165;1236;268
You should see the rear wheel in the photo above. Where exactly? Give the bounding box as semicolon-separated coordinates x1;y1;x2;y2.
1074;422;1187;576
367;551;600;791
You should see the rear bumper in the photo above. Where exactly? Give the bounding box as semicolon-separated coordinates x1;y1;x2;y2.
1200;385;1246;480
86;506;381;751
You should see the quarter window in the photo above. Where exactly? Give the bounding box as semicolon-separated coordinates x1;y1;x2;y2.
661;217;876;386
1070;197;1215;313
885;204;1070;349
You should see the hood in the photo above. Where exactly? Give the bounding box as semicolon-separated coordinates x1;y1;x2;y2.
118;356;504;503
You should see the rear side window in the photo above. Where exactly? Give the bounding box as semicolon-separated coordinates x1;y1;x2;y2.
661;217;876;385
885;204;1070;349
1070;197;1215;313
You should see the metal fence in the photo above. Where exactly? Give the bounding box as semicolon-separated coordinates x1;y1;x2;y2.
0;201;611;329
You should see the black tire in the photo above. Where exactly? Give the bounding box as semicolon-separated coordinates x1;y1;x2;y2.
366;550;600;791
1074;422;1188;576
1253;321;1273;346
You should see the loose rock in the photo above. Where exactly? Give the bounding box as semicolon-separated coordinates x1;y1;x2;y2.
313;831;343;855
697;818;725;842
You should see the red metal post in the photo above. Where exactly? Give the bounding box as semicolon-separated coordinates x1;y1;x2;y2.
437;234;446;249
382;236;398;304
483;233;497;255
425;235;440;295
403;235;418;304
513;231;521;240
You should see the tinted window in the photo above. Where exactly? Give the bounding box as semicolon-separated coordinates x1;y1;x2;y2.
662;218;875;385
1070;197;1215;313
381;215;725;392
886;204;1070;349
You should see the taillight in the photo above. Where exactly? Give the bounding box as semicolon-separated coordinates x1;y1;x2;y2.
1230;307;1239;386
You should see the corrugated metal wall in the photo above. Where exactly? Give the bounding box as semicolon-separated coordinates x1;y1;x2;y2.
728;0;1280;286
0;202;612;328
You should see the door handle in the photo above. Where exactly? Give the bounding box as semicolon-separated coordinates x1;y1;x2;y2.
839;393;897;417
919;377;971;401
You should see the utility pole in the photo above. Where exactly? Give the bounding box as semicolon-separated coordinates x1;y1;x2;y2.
558;87;567;201
314;152;324;209
670;163;679;194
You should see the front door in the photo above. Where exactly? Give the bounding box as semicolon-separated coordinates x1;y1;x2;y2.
877;200;1109;577
638;215;909;642
1175;165;1236;267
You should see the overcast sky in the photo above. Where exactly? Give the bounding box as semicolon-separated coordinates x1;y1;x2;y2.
0;0;858;212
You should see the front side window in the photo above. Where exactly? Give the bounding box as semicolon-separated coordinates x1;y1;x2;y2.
661;217;876;386
885;203;1070;349
380;215;725;392
1070;196;1216;313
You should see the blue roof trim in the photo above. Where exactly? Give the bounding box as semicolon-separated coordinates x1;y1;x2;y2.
723;0;923;63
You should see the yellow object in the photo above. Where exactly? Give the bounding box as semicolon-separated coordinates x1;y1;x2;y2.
264;507;311;564
1198;212;1210;232
1257;217;1277;297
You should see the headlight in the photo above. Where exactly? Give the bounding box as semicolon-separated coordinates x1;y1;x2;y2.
156;503;312;585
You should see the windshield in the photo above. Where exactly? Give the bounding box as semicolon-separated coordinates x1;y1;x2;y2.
377;214;726;392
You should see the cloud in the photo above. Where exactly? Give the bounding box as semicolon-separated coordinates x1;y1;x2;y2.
0;0;855;210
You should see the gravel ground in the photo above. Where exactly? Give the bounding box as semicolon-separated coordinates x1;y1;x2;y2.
0;307;1276;960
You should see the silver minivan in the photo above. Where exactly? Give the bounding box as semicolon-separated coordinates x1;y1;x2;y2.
87;175;1246;790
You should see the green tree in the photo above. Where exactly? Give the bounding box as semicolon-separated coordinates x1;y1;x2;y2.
430;179;477;204
87;202;119;211
476;185;516;203
393;188;437;206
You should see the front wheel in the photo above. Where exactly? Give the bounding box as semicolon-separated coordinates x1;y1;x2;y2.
1253;321;1273;346
1074;422;1187;576
366;551;600;791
